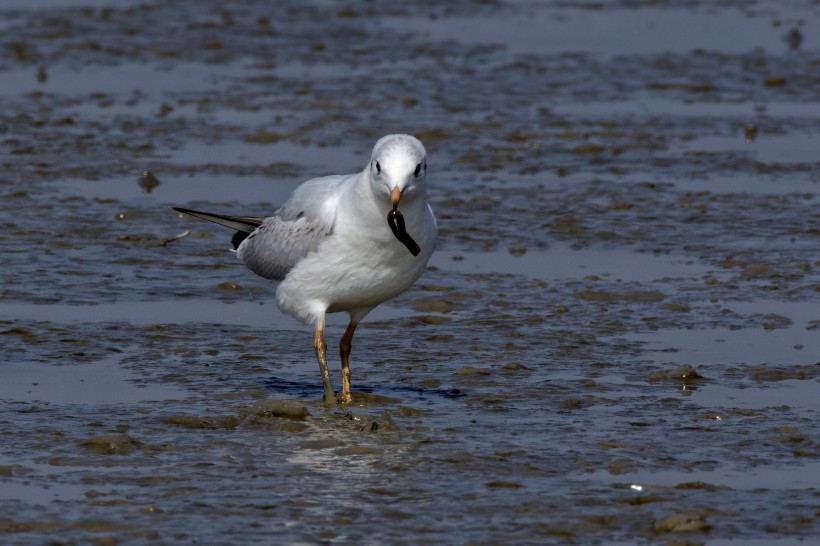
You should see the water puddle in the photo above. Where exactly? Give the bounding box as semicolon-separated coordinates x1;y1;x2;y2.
553;100;820;120
0;480;89;503
632;300;819;366
0;299;410;328
58;174;302;206
54;140;369;204
671;172;820;194
0;300;297;327
432;246;712;282
165;140;367;172
0;355;187;405
696;537;806;546
635;326;815;366
585;459;820;490
681;132;820;164
692;379;819;415
2;0;140;10
385;6;817;56
2;61;248;96
269;58;417;80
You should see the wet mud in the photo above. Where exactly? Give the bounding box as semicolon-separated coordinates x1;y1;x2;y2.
1;0;818;544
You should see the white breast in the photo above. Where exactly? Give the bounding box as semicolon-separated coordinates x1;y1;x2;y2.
274;196;436;324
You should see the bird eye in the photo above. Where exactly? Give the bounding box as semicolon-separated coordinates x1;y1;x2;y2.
375;161;381;174
414;163;421;177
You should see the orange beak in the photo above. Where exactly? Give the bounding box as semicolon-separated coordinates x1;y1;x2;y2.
390;186;401;207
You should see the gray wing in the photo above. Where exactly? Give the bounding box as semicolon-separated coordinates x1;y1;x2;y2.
235;174;349;281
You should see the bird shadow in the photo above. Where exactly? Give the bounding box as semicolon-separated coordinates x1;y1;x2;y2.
261;376;467;404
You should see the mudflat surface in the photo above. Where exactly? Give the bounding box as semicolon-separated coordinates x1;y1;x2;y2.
1;1;818;544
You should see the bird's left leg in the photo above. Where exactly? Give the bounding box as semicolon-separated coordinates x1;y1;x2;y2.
339;319;358;405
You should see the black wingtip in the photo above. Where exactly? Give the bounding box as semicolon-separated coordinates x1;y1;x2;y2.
231;230;251;250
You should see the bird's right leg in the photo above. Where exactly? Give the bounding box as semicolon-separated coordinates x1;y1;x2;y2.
313;318;336;406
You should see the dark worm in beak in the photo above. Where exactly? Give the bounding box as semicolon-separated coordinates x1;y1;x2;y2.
387;204;421;256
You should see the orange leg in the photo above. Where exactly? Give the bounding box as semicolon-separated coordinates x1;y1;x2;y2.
313;318;336;406
339;320;358;405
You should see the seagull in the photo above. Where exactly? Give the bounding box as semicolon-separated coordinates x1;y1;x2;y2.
173;134;437;405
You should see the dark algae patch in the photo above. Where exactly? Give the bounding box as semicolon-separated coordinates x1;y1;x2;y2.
0;0;818;544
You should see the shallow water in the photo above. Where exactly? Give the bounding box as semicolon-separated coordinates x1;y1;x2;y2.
386;3;819;56
1;0;818;544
